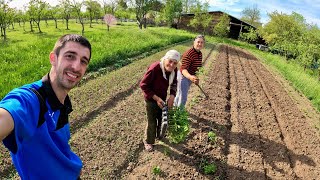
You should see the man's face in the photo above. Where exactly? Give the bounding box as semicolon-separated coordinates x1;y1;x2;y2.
51;41;90;90
193;38;205;51
164;59;178;72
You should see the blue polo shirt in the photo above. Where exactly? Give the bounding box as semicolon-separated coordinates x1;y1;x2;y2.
0;74;82;179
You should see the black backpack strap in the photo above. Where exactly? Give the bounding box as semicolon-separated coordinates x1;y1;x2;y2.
30;87;48;127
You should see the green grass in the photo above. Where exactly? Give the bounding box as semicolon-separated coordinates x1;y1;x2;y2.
0;20;195;99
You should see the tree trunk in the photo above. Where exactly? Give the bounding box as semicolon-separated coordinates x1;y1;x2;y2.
55;19;58;28
37;22;42;33
143;17;147;29
66;19;69;30
30;20;33;32
23;22;26;32
3;27;6;40
81;22;84;35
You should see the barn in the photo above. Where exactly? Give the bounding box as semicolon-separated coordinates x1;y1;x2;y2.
177;11;256;39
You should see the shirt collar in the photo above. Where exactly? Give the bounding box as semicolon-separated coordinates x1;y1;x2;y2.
41;74;73;114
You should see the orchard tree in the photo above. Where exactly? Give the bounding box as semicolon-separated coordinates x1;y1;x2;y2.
104;13;117;31
163;0;182;28
181;0;196;13
189;1;212;35
101;0;117;15
213;13;230;37
47;5;62;28
27;0;47;33
60;0;72;30
240;5;261;27
118;0;128;9
71;0;86;35
85;0;101;27
15;9;26;27
132;0;152;29
0;0;13;40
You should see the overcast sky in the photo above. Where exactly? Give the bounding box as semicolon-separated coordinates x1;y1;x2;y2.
9;0;320;26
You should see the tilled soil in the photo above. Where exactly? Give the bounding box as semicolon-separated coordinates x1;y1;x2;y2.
75;44;320;179
1;44;320;179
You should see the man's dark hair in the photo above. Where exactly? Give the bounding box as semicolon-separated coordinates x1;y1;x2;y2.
53;34;92;60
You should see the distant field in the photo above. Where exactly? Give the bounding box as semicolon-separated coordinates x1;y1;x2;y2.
0;20;195;99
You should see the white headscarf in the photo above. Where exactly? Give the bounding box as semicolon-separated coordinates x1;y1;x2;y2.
159;50;181;85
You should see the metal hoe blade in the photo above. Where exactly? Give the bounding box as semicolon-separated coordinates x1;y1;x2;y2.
196;84;209;99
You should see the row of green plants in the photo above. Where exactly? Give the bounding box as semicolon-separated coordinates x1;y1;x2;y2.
0;21;195;99
151;159;217;176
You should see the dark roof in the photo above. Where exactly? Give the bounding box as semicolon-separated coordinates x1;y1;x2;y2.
181;10;256;29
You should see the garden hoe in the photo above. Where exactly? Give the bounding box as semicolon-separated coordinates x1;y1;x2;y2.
159;102;168;139
196;84;209;99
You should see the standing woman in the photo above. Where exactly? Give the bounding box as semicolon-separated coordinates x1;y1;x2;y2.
174;35;205;107
140;50;180;151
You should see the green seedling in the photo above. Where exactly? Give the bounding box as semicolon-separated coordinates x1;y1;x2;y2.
199;158;217;175
152;166;161;175
203;163;217;175
208;131;217;144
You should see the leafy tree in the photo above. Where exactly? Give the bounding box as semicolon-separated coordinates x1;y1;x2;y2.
115;8;131;22
71;0;86;35
181;0;196;13
296;25;320;72
260;11;320;78
60;0;72;30
213;12;230;37
0;0;13;40
27;0;47;33
15;9;26;27
149;0;162;12
101;0;117;15
47;5;62;28
240;5;261;27
85;0;101;27
118;0;128;9
188;1;211;34
260;11;305;59
163;0;182;28
239;27;258;43
132;0;152;29
260;11;304;46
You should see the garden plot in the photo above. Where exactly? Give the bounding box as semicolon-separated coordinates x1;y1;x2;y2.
1;43;320;179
